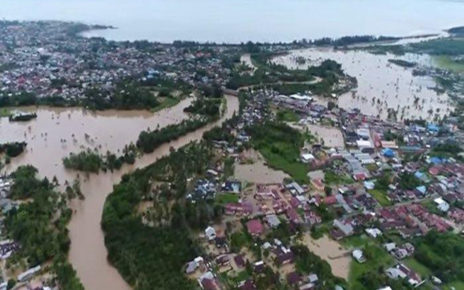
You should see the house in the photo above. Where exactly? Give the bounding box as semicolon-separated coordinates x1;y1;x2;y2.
434;197;449;212
266;214;281;228
286;182;306;195
382;148;395;158
238;279;256;290
185;257;204;274
198;271;221;290
352;249;366;263
274;246;294;265
247;219;264;236
311;178;325;191
365;228;382;238
301;153;315;163
287;272;301;286
386;264;422;286
384;242;396;252
222;180;241;193
332;219;354;238
17;265;41;282
234;255;246;268
253;261;265;273
307;273;318;284
304;211;322;226
205;226;216;241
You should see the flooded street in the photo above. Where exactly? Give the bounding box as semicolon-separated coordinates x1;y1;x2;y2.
273;48;453;120
0;95;238;290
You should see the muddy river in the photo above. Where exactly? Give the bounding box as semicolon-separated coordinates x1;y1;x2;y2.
273;48;452;120
0;95;238;290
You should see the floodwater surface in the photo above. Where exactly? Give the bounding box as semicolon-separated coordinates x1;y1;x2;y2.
273;48;453;120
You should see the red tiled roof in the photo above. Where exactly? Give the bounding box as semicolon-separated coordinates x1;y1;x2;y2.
246;219;264;235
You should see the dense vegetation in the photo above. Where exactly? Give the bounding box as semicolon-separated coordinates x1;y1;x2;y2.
247;121;308;183
82;81;160;110
63;150;103;173
137;96;223;153
0;142;27;158
137;118;210;153
0;78;189;111
414;231;464;283
62;145;137;173
397;172;421;190
184;97;222;118
102;143;214;289
5;166;83;289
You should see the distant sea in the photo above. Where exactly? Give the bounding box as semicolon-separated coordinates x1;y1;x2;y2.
1;0;463;43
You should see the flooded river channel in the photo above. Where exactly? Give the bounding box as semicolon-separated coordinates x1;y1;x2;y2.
273;48;453;120
0;95;238;290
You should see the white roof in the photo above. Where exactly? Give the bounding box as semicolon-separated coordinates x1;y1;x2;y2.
357;140;373;148
301;153;315;160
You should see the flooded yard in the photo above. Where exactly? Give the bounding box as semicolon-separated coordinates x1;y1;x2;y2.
302;233;351;279
273;48;452;121
305;124;345;148
234;149;289;184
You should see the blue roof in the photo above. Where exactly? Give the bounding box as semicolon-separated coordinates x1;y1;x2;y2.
416;185;427;194
382;148;395;157
430;157;442;164
427;124;439;132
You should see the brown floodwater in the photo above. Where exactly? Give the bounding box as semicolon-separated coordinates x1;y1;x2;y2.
0;95;238;290
272;48;453;120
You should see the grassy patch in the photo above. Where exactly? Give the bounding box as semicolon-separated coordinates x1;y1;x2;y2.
404;258;432;278
421;199;442;216
231;270;250;283
276;108;300;122
215;193;240;205
342;235;368;248
259;147;309;183
324;170;353;185
248;122;309;183
444;281;464;290
368;189;391;206
348;242;394;290
0;108;11;117
150;96;181;112
365;163;378;172
433;55;464;74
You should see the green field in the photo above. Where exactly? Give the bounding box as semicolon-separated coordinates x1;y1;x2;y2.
368;189;392;206
404;258;432;278
151;96;181;112
444;281;464;290
276;108;300;122
215;193;240;205
344;236;395;290
434;55;464;74
249;122;309;183
0;108;11;117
